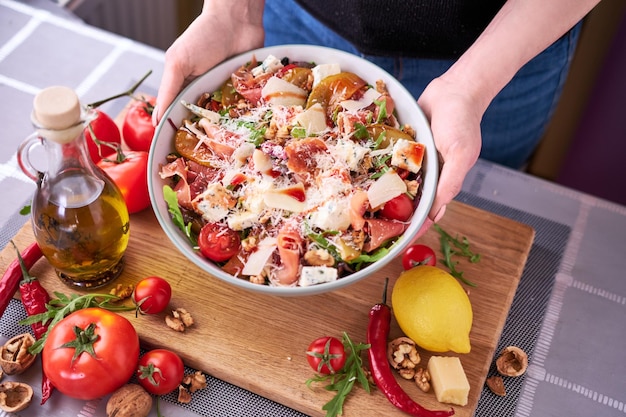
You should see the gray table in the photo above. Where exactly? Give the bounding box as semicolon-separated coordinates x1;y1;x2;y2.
1;1;625;416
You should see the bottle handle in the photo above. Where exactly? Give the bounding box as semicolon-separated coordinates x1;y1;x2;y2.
17;133;45;182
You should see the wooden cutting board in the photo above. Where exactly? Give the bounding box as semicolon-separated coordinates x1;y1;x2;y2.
1;200;533;416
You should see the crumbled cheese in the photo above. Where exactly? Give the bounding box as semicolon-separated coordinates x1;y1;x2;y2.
312;63;341;87
251;54;283;77
308;197;351;231
333;139;370;171
299;266;338;286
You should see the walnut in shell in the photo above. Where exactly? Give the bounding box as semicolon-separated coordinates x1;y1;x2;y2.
0;334;36;375
106;384;152;417
0;381;33;413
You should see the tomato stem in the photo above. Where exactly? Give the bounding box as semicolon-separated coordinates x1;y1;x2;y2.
86;70;153;109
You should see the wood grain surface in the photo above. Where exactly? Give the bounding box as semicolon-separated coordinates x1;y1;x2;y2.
1;200;534;416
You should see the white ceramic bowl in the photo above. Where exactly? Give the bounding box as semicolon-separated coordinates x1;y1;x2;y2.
148;45;437;296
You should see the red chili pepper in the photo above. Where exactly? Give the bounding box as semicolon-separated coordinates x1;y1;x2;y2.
0;241;43;317
10;241;55;404
367;278;455;417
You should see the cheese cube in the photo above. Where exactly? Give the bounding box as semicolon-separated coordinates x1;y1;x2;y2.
427;356;470;406
391;138;425;173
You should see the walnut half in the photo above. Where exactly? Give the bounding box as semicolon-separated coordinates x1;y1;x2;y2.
387;337;421;380
496;346;528;377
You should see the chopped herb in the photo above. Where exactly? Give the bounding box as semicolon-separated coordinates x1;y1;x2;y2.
291;126;307;138
353;123;369;140
374;98;388;123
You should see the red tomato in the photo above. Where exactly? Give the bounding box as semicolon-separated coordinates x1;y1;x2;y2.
97;150;150;213
380;194;414;222
123;96;156;152
401;244;437;270
136;349;185;395
84;109;122;163
132;276;172;315
42;308;140;400
306;336;346;375
198;223;241;262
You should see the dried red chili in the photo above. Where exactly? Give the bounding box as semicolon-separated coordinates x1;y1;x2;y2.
10;241;54;404
367;278;455;417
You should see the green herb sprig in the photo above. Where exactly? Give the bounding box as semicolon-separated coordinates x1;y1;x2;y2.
434;224;480;287
306;332;372;417
20;292;134;354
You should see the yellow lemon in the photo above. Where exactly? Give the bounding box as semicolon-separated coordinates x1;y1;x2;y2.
391;265;473;353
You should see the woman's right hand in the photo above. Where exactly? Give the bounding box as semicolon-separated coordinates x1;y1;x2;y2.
153;1;266;124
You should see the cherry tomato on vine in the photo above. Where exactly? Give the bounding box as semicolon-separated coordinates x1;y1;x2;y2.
380;194;414;222
198;223;241;262
84;109;122;163
132;276;172;315
42;308;140;400
401;244;437;270
137;349;185;395
123;95;156;152
97;150;150;213
306;336;347;375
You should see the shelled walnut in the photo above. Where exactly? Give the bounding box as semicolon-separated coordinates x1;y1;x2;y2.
414;367;431;392
0;334;36;375
496;346;528;377
165;308;194;332
387;337;421;380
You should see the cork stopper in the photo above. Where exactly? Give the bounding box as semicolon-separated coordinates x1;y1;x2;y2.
32;86;82;130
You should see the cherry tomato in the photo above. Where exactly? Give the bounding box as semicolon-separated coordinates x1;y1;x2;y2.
132;276;172;315
42;307;140;400
306;336;346;375
401;244;437;270
97;150;150;213
380;194;414;222
123;95;156;152
198;223;241;262
136;349;185;395
84;109;122;163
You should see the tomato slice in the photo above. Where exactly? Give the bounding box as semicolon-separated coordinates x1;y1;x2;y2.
198;223;241;262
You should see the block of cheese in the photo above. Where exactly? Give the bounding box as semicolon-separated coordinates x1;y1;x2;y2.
427;356;470;406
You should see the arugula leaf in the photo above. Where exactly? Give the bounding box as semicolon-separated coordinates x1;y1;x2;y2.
163;185;197;245
434;223;479;287
20;292;133;354
374;98;388;123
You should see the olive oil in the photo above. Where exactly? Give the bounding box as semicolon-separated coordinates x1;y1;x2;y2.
18;86;130;289
32;170;129;288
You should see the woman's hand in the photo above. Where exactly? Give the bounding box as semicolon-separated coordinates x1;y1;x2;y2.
415;76;483;236
154;1;266;124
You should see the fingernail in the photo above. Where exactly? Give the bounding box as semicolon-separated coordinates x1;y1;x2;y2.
431;205;447;223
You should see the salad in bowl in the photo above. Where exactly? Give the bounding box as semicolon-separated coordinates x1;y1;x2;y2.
149;45;437;296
